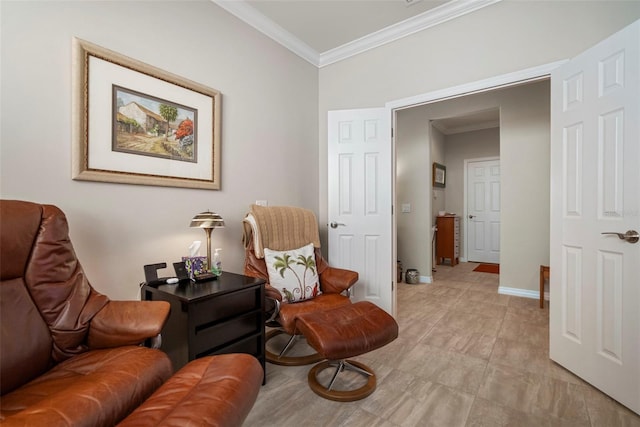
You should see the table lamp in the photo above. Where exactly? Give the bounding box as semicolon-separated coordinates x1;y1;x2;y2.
190;210;225;271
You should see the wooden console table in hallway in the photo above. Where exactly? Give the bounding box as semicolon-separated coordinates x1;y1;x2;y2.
436;215;460;266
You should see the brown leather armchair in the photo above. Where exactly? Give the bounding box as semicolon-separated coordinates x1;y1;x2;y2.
242;204;359;365
0;200;262;426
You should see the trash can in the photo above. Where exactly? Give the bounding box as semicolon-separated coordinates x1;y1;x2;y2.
405;269;420;284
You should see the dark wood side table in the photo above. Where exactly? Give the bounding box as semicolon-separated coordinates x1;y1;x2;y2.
141;272;266;383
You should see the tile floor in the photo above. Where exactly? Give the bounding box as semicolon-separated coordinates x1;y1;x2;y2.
244;262;640;427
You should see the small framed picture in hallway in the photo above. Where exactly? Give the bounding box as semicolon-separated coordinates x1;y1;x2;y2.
433;162;446;188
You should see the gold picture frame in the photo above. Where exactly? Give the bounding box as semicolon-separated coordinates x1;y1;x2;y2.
72;37;221;190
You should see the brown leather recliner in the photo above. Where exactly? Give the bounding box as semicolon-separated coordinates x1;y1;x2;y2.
0;200;263;426
242;204;359;365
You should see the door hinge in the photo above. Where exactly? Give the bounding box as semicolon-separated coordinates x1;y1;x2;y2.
391;128;394;137
392;281;394;291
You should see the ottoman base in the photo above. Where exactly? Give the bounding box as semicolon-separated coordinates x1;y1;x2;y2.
265;329;324;366
308;359;376;402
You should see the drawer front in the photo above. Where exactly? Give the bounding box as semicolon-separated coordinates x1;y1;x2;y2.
211;335;262;358
193;311;261;356
191;286;260;327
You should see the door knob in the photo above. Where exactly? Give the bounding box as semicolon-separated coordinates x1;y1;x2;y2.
601;230;639;244
330;221;346;229
468;215;475;219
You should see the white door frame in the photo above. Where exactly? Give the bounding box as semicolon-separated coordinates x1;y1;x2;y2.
463;156;500;263
386;61;566;112
332;60;566;317
386;60;565;290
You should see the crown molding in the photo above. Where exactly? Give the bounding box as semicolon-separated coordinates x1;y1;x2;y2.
211;0;321;67
211;0;501;69
319;0;501;67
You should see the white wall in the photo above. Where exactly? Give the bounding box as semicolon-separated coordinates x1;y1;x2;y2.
395;107;432;281
1;1;318;300
319;1;640;293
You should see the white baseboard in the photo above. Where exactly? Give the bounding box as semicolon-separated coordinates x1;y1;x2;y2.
498;286;540;300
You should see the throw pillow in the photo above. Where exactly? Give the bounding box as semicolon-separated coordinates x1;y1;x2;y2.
264;243;321;303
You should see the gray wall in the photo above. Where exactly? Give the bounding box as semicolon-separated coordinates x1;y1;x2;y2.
1;1;319;300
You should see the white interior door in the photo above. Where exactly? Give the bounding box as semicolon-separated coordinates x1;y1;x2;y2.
466;158;501;263
328;108;393;315
550;20;640;414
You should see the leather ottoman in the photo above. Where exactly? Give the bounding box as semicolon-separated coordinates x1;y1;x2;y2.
118;354;263;427
295;301;398;401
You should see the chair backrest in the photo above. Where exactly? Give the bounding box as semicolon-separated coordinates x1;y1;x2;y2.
0;200;108;395
242;205;329;283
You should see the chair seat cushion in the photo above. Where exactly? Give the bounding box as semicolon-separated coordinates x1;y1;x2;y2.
0;346;172;427
278;293;351;334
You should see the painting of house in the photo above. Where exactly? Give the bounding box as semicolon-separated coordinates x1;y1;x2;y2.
118;101;167;136
112;86;197;162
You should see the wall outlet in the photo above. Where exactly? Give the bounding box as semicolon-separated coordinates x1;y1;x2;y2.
255;200;268;206
401;203;411;213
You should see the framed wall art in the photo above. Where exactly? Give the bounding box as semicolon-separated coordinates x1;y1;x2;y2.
72;37;221;190
433;162;446;188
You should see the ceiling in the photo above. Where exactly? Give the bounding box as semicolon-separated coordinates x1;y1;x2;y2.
244;0;448;53
431;108;500;135
213;0;500;67
214;0;502;131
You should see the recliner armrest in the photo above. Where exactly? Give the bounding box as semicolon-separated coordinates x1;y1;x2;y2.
320;267;358;294
88;300;170;348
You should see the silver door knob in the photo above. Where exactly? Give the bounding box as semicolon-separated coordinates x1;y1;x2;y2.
330;221;346;229
601;230;639;244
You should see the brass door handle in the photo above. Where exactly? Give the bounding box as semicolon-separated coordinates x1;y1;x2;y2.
601;230;639;244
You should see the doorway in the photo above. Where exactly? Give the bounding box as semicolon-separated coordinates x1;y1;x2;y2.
394;78;549;293
465;157;501;264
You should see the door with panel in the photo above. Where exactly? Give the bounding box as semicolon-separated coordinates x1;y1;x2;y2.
550;19;640;414
466;158;501;264
328;108;394;315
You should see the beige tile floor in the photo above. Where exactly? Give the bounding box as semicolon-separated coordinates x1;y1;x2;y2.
244;262;640;427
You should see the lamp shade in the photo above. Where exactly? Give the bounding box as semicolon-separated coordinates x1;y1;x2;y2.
190;211;225;229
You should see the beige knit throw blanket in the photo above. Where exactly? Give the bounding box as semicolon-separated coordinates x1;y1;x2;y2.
242;204;321;259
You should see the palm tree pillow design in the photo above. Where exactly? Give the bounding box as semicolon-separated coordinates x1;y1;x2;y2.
264;243;321;303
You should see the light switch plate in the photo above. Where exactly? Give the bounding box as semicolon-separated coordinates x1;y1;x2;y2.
255;200;268;206
401;203;411;213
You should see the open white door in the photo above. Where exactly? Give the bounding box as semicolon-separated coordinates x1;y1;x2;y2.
328;108;394;315
550;20;640;414
466;158;501;264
